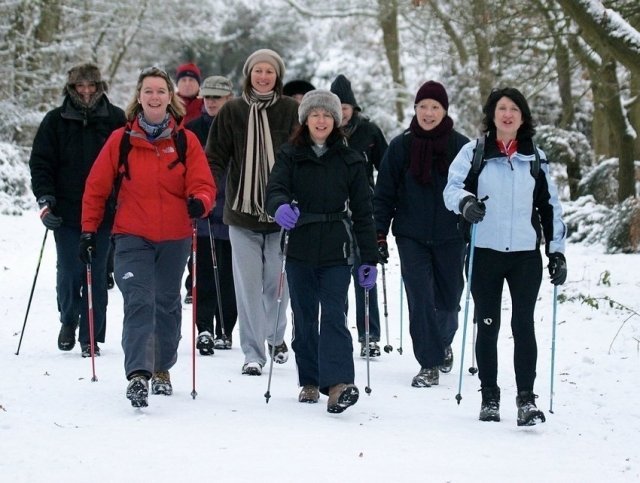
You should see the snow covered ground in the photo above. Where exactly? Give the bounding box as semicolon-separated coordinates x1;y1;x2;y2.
1;211;639;482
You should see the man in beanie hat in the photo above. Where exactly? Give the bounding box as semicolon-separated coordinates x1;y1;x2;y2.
29;62;126;356
266;89;377;413
176;62;204;124
330;74;388;359
184;75;238;353
375;80;469;388
207;48;298;376
283;79;316;103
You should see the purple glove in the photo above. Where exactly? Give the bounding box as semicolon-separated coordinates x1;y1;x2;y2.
357;264;377;290
274;203;300;230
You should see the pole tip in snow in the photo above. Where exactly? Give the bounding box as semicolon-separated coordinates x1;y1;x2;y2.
397;348;403;355
191;390;197;400
468;367;478;375
384;345;393;353
365;386;371;395
264;391;271;404
455;393;462;405
91;376;98;382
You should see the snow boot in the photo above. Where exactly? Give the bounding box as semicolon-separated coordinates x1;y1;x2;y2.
57;323;77;351
479;386;501;422
196;331;215;356
516;390;546;426
151;371;172;396
214;335;232;350
298;385;320;403
360;341;381;358
242;362;262;376
126;374;149;408
80;343;100;358
327;383;359;413
411;367;439;387
268;341;289;364
440;345;454;373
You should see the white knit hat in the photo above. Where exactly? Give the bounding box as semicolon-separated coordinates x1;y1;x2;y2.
242;49;285;79
298;89;342;125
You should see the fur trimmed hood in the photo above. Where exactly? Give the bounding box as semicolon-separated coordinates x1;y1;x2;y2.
63;63;108;109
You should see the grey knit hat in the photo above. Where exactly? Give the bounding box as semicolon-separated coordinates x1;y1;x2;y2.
298;89;342;125
242;49;285;79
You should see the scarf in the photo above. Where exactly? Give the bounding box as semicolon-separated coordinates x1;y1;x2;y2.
408;114;454;185
234;88;279;222
137;112;170;140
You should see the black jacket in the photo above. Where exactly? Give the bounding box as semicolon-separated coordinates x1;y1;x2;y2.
344;113;388;188
374;128;469;244
29;95;126;227
266;139;377;267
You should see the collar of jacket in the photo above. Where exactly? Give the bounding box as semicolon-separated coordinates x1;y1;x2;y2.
60;95;109;121
484;130;535;158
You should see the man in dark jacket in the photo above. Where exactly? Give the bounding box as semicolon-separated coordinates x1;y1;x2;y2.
29;62;126;356
185;75;237;353
330;74;389;358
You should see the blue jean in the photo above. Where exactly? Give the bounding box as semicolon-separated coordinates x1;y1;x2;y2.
54;223;110;344
113;235;190;379
287;260;354;395
396;237;465;368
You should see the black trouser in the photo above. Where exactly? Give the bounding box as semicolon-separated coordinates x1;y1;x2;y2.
193;236;237;338
397;237;465;369
471;248;542;392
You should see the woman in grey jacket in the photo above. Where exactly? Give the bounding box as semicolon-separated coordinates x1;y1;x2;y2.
206;49;299;375
444;87;567;426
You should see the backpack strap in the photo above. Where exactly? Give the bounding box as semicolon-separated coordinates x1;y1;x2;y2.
111;127;133;208
168;129;188;169
531;144;540;179
471;135;486;175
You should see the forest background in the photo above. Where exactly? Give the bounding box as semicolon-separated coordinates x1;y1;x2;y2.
1;0;639;253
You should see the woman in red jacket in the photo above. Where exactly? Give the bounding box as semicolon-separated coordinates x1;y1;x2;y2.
81;67;216;408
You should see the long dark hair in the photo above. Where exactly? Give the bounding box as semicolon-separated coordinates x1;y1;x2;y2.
481;87;535;140
289;123;344;147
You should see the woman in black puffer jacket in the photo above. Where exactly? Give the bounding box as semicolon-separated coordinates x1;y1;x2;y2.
266;89;377;414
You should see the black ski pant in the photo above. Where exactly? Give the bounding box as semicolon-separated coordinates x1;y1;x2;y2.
396;237;465;369
193;236;237;338
471;248;542;392
287;260;354;395
54;223;110;345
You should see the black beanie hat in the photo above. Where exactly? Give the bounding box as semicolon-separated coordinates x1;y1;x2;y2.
414;80;449;110
330;74;360;111
283;79;316;97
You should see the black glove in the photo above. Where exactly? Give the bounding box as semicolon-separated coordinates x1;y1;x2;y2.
187;196;206;218
377;233;389;264
460;195;486;224
548;252;567;286
79;232;96;264
37;195;63;230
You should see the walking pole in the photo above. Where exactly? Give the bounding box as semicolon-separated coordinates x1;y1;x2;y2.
191;221;198;400
364;287;372;395
15;229;48;355
468;313;478;375
549;284;558;413
398;276;404;355
380;264;393;353
264;220;293;404
207;219;227;341
456;224;477;405
85;249;98;382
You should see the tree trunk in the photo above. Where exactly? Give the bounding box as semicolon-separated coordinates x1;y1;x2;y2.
471;0;493;103
378;0;406;124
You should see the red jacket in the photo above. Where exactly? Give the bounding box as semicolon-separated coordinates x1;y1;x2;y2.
82;118;216;242
178;95;204;125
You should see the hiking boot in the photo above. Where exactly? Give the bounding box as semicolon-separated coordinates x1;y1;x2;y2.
107;272;115;290
298;385;320;403
57;323;77;351
411;367;439;387
360;341;381;358
214;335;232;350
516;390;546;426
242;362;262;376
126;374;149;408
268;341;289;364
80;343;100;358
151;371;172;396
327;383;359;413
196;331;215;356
440;345;454;373
479;386;501;422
